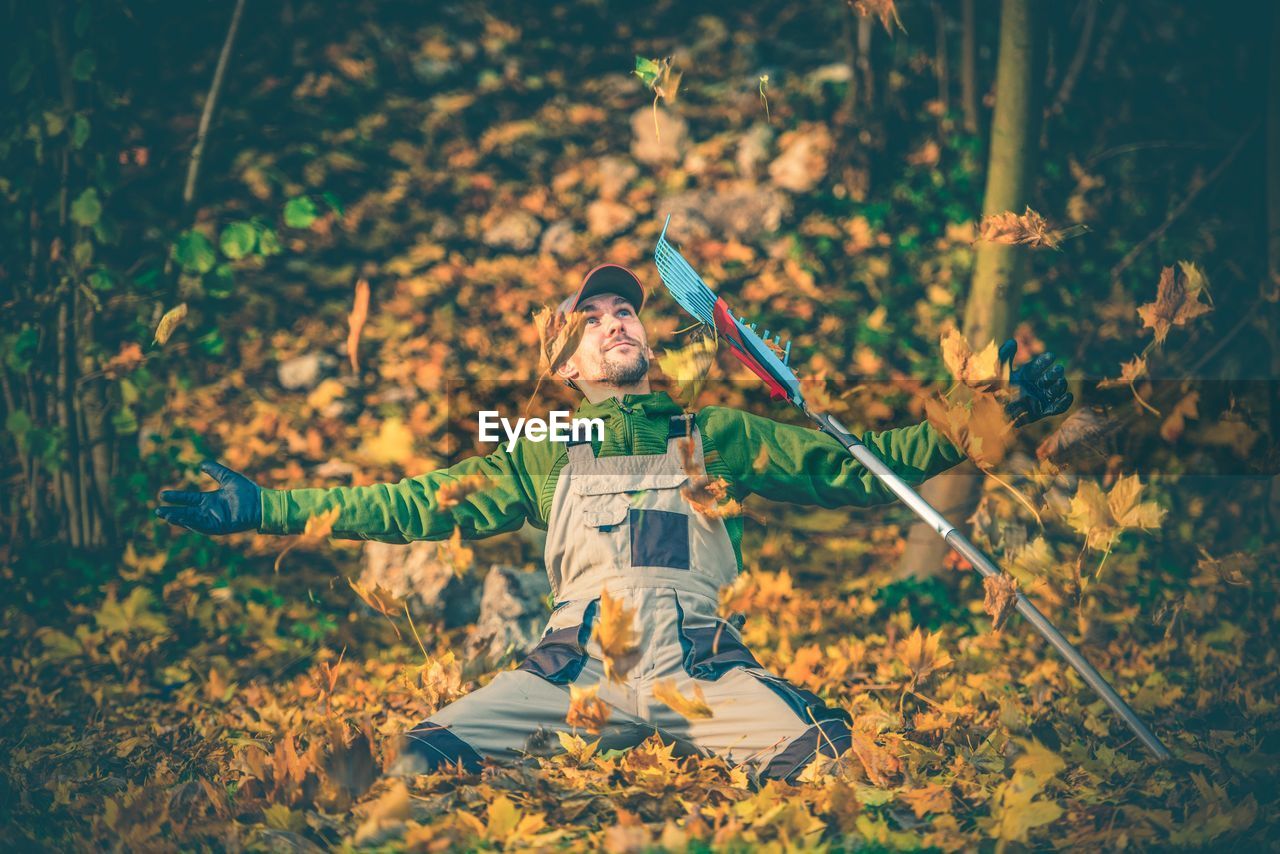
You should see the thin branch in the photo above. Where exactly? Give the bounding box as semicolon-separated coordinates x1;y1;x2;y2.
183;0;248;208
1110;125;1257;283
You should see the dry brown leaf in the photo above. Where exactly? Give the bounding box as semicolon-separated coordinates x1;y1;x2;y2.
1137;262;1212;346
982;573;1019;633
274;506;341;573
976;207;1060;249
153;303;188;346
532;305;587;377
676;437;764;522
566;683;612;734
651;679;714;720
347;278;370;373
1160;391;1199;442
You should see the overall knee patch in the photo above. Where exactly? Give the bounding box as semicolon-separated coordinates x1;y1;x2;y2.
759;718;853;784
400;721;484;773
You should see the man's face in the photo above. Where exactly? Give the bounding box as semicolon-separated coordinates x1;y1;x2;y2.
559;293;651;387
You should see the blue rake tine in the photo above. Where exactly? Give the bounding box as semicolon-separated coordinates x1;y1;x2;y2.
655;214;719;325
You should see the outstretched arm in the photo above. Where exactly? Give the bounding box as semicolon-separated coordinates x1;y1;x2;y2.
157;448;534;544
701;406;967;509
258;448;532;543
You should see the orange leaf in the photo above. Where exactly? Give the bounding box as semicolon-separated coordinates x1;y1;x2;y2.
977;207;1060;249
592;589;639;684
566;683;612;734
1137;262;1212;346
348;277;370;373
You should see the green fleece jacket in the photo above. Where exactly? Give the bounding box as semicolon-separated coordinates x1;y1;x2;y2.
258;391;966;570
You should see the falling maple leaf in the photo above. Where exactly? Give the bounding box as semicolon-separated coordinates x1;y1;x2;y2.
1137;262;1212;346
977;207;1061;249
651;678;714;720
274;506;341;573
657;335;717;406
982;573;1019;633
566;683;612;734
532;304;587;377
1066;474;1166;555
347;277;369;374
436;524;475;577
347;577;403;640
675;437;764;522
592;589;639;684
435;474;488;510
1097;355;1158;415
940;328;1006;390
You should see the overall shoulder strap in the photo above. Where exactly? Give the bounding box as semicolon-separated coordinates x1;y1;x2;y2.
667;412;697;441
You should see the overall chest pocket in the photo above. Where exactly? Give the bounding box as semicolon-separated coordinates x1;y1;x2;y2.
572;472;691;570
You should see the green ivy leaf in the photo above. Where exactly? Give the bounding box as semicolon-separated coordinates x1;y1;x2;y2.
256;223;282;255
321;191;344;216
5;409;33;448
88;270;115;292
219;221;257;260
633;55;661;88
71;114;90;149
70;188;102;227
172;230;216;274
70;49;96;82
283;196;318;229
9;52;34;93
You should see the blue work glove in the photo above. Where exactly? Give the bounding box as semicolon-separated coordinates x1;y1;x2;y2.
155;460;262;535
998;338;1072;427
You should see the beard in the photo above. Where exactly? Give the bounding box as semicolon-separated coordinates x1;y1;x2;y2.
599;346;650;386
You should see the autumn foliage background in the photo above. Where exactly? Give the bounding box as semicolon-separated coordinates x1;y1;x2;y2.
2;0;1278;850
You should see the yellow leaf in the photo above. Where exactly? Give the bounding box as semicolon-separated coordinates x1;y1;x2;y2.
651;678;714;719
565;682;612;734
353;779;410;844
898;627;954;686
657;335;717;406
592;589;639;684
940;328;1004;390
555;730;601;764
152;303;188;346
360;417;414;466
1106;473;1166;530
1066;481;1116;552
900;784;952;818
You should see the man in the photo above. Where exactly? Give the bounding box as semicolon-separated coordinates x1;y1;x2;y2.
157;263;1070;784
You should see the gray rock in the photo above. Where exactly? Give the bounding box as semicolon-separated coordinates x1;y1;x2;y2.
736;123;775;181
359;541;480;627
596;156;639;201
277;351;337;391
657;180;791;242
631;106;688;166
768;123;835;193
482;210;542;252
463;565;552;668
538;219;579;258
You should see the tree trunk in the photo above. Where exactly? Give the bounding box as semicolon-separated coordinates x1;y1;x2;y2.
1267;5;1280;534
961;0;979;133
896;0;1046;579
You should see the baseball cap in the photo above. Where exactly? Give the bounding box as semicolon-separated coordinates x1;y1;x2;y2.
557;263;646;316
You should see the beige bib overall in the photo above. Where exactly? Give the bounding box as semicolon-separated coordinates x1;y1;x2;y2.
396;415;852;784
